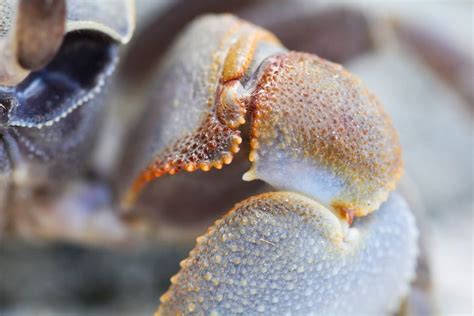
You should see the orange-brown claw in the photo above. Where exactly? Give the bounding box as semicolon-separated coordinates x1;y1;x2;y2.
245;52;402;217
122;14;402;220
121;15;283;207
127;118;244;204
112;13;411;315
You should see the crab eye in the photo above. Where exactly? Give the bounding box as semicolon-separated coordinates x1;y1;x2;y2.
6;32;118;128
0;31;118;181
0;0;134;183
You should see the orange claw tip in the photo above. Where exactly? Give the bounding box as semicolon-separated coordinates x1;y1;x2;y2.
121;171;156;210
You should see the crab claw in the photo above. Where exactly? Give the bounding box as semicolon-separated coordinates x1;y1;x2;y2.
244;51;403;218
122;14;402;220
120;14;284;207
122;13;414;315
157;192;417;315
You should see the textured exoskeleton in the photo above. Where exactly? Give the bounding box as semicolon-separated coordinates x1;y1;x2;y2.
113;14;417;315
0;1;423;314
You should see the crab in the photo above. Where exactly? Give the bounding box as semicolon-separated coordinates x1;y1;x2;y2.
3;0;463;315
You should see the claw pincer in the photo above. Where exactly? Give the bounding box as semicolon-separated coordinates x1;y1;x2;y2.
125;14;402;218
118;14;415;315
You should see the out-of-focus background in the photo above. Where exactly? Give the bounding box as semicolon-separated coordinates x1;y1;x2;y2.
1;0;473;315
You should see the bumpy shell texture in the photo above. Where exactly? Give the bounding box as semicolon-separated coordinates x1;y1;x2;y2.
123;14;402;220
141;14;415;315
157;192;417;315
246;52;402;217
122;14;283;206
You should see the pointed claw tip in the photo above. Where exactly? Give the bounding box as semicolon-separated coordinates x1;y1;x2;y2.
242;169;256;182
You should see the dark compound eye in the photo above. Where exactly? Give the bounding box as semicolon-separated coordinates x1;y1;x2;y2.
8;32;118;129
0;32;120;180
